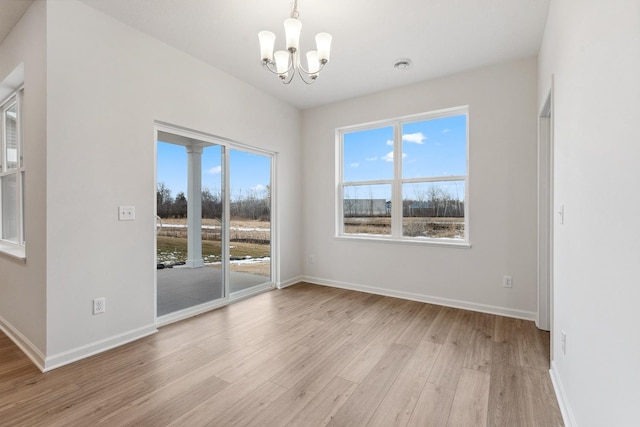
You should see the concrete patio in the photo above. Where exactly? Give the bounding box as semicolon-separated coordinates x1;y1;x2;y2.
157;266;270;316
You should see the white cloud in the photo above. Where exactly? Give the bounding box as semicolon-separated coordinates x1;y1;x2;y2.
386;139;394;146
402;132;426;144
365;157;378;161
350;162;360;168
252;184;266;192
382;151;407;162
208;166;222;174
442;128;450;133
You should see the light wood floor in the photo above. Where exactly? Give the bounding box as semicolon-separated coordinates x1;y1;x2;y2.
0;283;563;426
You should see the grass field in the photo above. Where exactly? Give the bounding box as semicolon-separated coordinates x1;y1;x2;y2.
344;216;464;239
156;218;271;276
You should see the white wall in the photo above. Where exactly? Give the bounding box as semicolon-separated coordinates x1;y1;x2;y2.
42;0;302;367
302;57;539;318
539;1;640;425
0;0;48;363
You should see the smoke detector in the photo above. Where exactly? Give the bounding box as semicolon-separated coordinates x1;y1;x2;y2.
393;58;412;70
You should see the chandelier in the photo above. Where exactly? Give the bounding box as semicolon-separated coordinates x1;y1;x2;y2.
258;0;332;84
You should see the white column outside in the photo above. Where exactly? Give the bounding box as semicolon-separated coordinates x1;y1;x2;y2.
185;145;204;268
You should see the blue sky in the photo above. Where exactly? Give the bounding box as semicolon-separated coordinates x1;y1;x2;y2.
343;114;467;182
342;114;467;201
157;142;271;200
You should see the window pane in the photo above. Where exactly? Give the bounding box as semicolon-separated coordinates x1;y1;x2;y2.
402;114;467;179
402;181;465;239
4;103;18;170
343;126;394;182
2;174;18;242
343;184;391;236
21;171;25;243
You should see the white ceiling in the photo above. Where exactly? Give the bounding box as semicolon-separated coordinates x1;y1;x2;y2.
1;0;550;109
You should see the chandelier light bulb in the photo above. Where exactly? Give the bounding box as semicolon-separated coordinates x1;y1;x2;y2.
258;31;276;62
306;51;320;77
283;18;302;53
315;33;332;63
274;51;290;76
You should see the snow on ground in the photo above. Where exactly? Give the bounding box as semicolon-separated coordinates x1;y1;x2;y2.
159;224;269;232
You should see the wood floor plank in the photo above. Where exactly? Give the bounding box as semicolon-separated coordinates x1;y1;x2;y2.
216;319;322;383
406;382;456;427
517;320;551;370
284;377;359;427
167;343;312;426
394;302;442;348
522;366;565;427
366;340;441;427
486;357;528;427
446;368;491;427
205;380;289;427
338;299;419;383
328;343;414;427
249;342;364;426
0;283;563;427
424;306;459;344
427;341;467;390
463;312;495;374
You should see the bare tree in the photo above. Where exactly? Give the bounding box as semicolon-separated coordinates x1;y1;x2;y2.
156;182;173;218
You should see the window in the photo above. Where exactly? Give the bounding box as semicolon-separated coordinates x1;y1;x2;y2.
0;89;25;251
337;106;468;245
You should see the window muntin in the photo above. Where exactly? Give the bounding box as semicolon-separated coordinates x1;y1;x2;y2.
338;107;468;244
1;90;24;247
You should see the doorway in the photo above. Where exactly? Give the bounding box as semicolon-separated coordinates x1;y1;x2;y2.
538;87;554;333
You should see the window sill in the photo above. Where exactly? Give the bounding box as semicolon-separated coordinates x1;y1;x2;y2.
335;234;471;249
0;242;26;262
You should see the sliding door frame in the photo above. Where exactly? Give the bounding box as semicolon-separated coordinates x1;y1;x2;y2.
154;122;277;326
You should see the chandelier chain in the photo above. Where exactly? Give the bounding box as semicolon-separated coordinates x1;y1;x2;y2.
290;0;300;19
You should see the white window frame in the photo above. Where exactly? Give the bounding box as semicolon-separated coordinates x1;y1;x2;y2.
0;88;26;259
336;106;470;248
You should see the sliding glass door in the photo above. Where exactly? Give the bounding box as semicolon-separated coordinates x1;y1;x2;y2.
229;149;272;297
156;136;224;317
155;128;274;320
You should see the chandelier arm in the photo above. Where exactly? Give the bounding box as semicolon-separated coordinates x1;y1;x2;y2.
295;67;317;85
295;59;327;75
262;60;294;76
281;69;296;84
290;52;314;85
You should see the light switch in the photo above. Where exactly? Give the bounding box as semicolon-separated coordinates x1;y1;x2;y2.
118;206;135;221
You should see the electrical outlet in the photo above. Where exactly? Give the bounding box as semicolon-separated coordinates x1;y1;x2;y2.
93;297;106;315
561;330;567;354
503;275;513;288
118;206;135;221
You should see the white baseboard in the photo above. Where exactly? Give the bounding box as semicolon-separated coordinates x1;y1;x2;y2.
277;275;304;289
550;362;577;427
301;276;537;321
42;324;157;372
0;314;46;371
